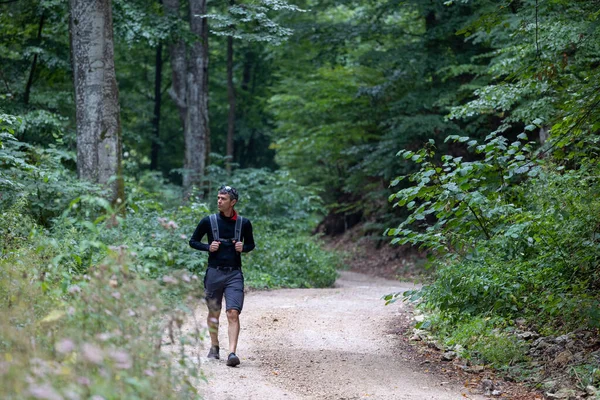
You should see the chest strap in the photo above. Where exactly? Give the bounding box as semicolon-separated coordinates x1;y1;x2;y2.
209;214;244;242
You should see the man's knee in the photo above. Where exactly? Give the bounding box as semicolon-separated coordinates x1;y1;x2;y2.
207;311;220;326
226;309;239;322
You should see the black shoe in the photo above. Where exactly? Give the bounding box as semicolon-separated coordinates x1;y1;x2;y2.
226;352;240;367
207;345;220;359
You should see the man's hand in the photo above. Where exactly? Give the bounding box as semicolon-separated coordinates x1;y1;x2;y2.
234;240;243;253
209;241;221;252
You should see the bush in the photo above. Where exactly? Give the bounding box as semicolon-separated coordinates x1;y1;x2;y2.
436;316;527;369
473;333;527;369
244;227;339;288
203;166;324;232
388;131;600;368
68;170;341;289
1;238;205;399
1;117;102;227
414;165;600;332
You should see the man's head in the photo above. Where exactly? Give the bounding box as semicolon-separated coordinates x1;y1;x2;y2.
217;185;238;213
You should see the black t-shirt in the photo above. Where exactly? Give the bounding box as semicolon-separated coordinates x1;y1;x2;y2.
189;213;255;268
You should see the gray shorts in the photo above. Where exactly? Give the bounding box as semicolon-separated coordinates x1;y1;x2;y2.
204;267;244;313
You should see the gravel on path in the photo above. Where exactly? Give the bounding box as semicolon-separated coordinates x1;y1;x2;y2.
190;271;487;400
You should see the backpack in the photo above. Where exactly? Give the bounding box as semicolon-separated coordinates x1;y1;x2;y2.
209;213;243;242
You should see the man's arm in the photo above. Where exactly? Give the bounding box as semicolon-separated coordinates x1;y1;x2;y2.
189;217;211;252
242;219;255;253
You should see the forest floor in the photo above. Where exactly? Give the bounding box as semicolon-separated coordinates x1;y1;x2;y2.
174;268;542;399
191;270;492;399
171;228;546;399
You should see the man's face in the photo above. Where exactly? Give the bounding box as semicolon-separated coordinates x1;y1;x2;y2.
217;192;236;212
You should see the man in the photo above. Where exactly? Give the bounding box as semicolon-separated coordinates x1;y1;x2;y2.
189;185;255;367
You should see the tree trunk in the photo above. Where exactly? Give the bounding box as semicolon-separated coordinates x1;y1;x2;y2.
202;1;211;178
70;0;124;204
241;49;252;92
165;0;209;191
151;41;163;170
185;0;209;190
24;13;45;105
204;38;211;169
164;0;187;124
539;126;549;144
226;34;235;173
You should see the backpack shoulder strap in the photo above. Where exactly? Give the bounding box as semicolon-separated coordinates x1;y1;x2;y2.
209;214;220;241
234;216;243;242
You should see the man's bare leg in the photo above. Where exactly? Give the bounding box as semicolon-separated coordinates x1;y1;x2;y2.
207;310;221;345
226;309;240;354
207;309;221;359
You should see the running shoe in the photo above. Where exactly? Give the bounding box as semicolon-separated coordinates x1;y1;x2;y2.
207;345;220;359
226;352;240;367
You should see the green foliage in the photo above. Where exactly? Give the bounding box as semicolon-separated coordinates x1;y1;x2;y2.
435;316;527;368
0;198;36;252
207;0;305;44
381;4;600;377
269;64;381;184
1;162;206;398
387;132;539;253
449;0;600;129
113;0;173;47
265;0;494;229
569;364;600;390
2;123;338;291
471;330;527;369
7;0;600;384
1;244;204;399
244;230;339;288
390;136;600;328
207;41;279;170
0;157;340;398
205;166;323;230
0;117;101;226
2;95;338;398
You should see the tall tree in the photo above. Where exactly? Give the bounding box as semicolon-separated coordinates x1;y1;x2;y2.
207;0;302;172
186;0;210;190
225;0;235;173
149;0;164;171
23;12;45;106
164;0;209;191
164;0;187;125
70;0;124;203
151;40;163;170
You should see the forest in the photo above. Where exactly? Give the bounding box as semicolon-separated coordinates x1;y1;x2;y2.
1;0;600;398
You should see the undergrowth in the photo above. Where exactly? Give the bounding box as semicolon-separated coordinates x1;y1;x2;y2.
386;130;600;369
1;121;340;398
1;226;204;399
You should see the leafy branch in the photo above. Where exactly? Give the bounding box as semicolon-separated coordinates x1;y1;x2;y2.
387;132;540;254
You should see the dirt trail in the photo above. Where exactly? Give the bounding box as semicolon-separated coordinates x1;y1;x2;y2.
190;271;486;400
